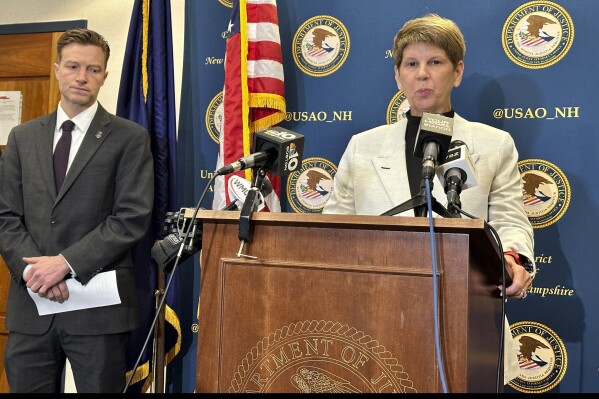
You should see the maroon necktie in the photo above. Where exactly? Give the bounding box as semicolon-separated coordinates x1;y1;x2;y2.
54;120;75;192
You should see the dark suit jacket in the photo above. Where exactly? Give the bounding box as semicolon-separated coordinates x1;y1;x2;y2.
0;104;154;335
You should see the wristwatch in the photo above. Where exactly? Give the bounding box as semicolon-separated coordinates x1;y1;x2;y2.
519;253;536;278
504;251;536;279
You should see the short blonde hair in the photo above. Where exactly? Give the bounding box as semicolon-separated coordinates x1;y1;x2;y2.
392;13;466;68
57;28;111;68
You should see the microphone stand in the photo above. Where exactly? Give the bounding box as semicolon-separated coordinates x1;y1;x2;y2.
123;175;215;393
238;167;266;244
446;199;462;218
380;177;454;218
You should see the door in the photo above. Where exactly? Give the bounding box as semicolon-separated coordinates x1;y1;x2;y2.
0;30;63;393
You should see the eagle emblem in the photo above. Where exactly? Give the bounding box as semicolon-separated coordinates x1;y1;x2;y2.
291;366;360;393
518;335;550;369
521;172;552;205
524;15;556;42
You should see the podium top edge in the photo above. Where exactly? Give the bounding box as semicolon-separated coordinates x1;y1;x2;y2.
184;208;489;233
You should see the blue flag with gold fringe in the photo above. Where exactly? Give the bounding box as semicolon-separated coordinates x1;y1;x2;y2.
116;0;180;392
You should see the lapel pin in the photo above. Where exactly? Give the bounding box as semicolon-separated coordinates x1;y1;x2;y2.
95;131;103;139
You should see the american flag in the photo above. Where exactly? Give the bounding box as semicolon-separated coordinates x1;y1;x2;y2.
212;0;286;211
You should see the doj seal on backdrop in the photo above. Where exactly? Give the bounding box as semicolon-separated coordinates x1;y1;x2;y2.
508;321;567;393
205;91;224;144
293;15;350;77
386;90;410;124
219;0;232;8
518;159;570;228
228;320;416;393
502;1;574;69
286;157;336;213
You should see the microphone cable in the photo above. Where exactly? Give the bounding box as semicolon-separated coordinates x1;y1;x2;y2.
424;177;449;393
455;206;508;394
424;182;509;393
123;175;216;393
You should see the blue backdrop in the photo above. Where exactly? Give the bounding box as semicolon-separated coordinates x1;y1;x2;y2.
170;0;598;393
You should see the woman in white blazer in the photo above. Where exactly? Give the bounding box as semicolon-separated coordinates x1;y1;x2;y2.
323;13;535;384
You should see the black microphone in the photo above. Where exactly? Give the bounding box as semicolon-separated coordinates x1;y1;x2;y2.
151;209;202;273
413;112;453;180
436;140;478;215
215;127;305;176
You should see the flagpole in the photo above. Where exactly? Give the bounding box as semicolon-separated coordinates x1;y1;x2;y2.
154;271;166;393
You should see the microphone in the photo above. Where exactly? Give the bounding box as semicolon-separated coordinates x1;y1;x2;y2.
215;152;272;176
215;127;305;176
413;112;453;180
436;140;478;215
151;209;202;273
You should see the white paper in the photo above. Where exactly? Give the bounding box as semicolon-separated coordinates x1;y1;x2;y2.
28;270;122;316
0;91;22;145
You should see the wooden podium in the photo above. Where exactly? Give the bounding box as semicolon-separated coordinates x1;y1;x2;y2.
191;210;507;393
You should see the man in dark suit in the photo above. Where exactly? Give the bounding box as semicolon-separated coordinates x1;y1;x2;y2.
0;28;154;393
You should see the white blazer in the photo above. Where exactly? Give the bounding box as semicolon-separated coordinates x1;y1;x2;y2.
323;113;534;262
